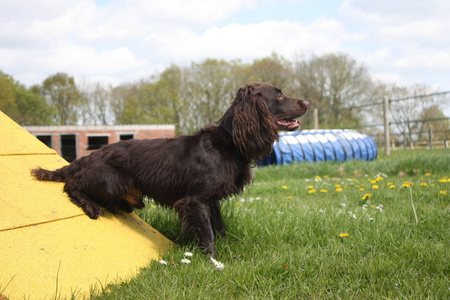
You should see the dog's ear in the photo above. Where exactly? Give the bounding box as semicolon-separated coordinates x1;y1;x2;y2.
231;83;278;160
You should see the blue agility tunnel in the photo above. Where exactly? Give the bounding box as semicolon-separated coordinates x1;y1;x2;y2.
258;129;377;166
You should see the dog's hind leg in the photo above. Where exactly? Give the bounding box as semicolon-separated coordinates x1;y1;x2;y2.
123;186;144;210
174;197;217;258
119;188;144;213
210;200;226;238
63;162;140;217
64;180;103;219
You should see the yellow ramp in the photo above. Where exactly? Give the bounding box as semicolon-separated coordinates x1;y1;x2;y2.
0;111;172;299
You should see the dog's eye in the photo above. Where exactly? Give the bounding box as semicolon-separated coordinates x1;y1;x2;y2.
277;93;284;100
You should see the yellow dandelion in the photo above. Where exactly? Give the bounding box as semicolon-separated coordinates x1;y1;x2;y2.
360;188;365;191
425;173;431;176
389;185;396;189
440;191;448;195
420;183;427;187
438;178;448;183
402;183;410;188
324;175;329;178
336;188;343;192
236;202;243;206
320;189;328;193
282;185;288;189
315;176;321;180
375;177;384;182
286;196;293;199
339;233;349;237
362;194;372;200
308;189;316;194
308;186;314;189
372;185;379;189
335;184;341;188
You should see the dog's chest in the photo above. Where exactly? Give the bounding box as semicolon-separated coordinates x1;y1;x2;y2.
223;164;253;196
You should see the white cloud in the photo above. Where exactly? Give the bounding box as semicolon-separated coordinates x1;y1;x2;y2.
338;0;450;89
1;43;149;86
46;45;147;73
394;50;450;70
0;0;262;86
371;72;402;85
362;47;393;63
125;0;255;24
339;0;450;23
0;0;254;44
1;0;449;91
149;18;353;64
380;21;442;40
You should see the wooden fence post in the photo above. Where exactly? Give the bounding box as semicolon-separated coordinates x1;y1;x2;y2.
428;128;433;149
383;96;390;155
403;133;407;149
313;108;319;129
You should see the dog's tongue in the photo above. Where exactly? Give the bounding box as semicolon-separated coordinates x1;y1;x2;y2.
277;119;301;130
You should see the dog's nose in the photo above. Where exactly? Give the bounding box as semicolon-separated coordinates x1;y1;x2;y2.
300;100;309;110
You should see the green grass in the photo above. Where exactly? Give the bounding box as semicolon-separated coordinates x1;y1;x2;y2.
91;149;450;299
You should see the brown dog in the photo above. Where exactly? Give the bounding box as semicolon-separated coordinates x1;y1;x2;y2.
32;82;309;257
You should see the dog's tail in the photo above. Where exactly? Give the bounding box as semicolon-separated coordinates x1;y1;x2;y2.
31;167;68;182
31;158;85;182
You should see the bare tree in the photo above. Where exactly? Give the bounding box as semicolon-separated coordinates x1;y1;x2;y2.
78;80;114;125
291;53;373;128
386;84;436;145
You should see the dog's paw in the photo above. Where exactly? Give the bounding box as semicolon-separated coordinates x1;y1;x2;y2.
203;245;218;259
83;202;103;219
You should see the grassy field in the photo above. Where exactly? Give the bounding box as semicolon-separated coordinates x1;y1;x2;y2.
92;149;449;299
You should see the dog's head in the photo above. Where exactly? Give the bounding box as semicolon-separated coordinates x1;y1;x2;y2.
248;82;309;131
220;82;309;160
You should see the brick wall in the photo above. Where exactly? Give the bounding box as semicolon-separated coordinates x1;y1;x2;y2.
23;125;175;161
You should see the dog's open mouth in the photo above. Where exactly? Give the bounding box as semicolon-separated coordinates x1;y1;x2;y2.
277;118;301;131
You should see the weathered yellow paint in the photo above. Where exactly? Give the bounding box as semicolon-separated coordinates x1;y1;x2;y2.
0;111;55;156
0;155;81;231
0;111;172;299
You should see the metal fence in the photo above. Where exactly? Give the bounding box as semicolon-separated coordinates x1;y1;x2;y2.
310;91;450;155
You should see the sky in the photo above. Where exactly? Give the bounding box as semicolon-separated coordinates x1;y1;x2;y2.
1;0;449;91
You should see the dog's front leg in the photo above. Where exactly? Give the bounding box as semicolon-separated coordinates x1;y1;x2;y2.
174;197;217;258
